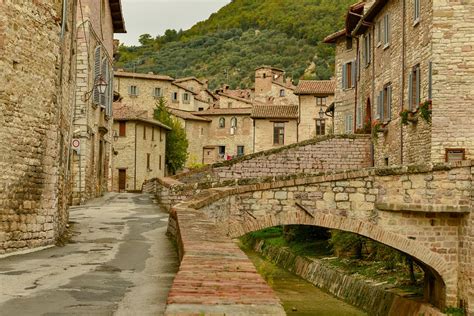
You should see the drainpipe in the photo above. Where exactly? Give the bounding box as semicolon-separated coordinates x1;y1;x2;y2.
134;122;137;191
252;119;256;153
400;0;406;165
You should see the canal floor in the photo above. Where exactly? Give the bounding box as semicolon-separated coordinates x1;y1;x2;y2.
245;250;367;316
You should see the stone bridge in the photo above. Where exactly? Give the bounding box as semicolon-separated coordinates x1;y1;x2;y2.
146;136;472;314
161;161;473;315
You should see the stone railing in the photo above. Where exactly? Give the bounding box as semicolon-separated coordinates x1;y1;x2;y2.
174;134;372;184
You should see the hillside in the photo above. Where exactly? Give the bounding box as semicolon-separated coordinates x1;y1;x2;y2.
116;0;355;90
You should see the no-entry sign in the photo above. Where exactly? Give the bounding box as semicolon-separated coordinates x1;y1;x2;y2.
72;139;81;153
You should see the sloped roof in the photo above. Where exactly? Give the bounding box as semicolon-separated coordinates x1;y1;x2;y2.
114;71;174;81
168;108;211;122
194;107;252;116
218;92;253;104
323;29;347;43
109;0;126;33
172;82;198;95
294;80;336;95
353;0;388;35
113;103;171;130
173;77;205;85
251;105;299;119
272;80;295;90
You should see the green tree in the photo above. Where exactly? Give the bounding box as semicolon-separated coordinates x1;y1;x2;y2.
154;97;188;174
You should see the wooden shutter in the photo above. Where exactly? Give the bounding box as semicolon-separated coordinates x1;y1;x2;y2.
351;61;356;88
428;61;432;100
415;66;421;108
93;46;101;104
387;85;392;120
107;73;113;117
342;64;347;89
408;73;413;111
100;59;107;107
380;90;385;121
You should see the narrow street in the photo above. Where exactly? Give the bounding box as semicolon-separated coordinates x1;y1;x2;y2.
0;193;178;316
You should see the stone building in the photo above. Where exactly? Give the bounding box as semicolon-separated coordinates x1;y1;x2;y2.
254;66;298;105
326;0;474;166
71;0;125;204
251;105;299;153
0;1;77;253
294;80;335;140
112;104;170;191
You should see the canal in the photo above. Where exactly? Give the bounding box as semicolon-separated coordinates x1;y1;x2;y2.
245;249;366;316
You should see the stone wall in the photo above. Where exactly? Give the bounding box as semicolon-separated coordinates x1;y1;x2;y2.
252;240;443;316
254;118;299;153
176;134;372;184
0;1;76;253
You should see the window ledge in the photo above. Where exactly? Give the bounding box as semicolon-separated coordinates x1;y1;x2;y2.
128;94;138;98
383;43;390;50
376;42;382;48
413;19;421;27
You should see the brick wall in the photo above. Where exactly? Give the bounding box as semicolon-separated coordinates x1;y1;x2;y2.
0;1;76;253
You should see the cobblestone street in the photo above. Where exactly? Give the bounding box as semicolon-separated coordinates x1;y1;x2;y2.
0;193;178;316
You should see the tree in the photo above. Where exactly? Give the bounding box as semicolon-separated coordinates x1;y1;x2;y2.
138;33;153;46
154;97;188;174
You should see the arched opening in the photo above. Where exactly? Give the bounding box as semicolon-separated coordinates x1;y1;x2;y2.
239;224;446;310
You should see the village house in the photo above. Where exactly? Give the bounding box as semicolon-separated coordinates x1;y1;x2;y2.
294;80;336;139
326;0;474;167
112;104;170;191
71;0;126;205
253;66;298;105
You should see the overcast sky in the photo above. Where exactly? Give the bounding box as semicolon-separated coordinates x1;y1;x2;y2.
115;0;231;46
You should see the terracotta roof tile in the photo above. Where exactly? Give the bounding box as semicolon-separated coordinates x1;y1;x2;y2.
294;80;336;95
113;103;171;130
114;71;174;81
194;107;252;116
251;105;299;119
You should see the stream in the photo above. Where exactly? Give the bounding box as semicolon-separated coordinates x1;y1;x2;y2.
245;249;367;316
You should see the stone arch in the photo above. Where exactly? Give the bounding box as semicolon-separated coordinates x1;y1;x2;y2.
225;212;453;309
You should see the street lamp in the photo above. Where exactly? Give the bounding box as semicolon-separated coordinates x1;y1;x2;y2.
96;75;108;95
113;130;119;142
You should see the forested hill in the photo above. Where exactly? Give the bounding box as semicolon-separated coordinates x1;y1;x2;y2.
116;0;354;90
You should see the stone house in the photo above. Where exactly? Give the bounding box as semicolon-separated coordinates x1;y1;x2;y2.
294;80;335;140
71;0;125;205
326;0;474;167
112;104;170;191
0;1;76;254
251;105;299;153
194;108;254;161
253;66;298;105
173;77;218;109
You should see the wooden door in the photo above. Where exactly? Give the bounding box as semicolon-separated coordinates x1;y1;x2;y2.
118;169;126;191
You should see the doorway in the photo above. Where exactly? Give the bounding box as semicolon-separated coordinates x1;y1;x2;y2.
118;169;126;192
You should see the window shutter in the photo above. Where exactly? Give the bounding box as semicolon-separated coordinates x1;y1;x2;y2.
408;73;413;111
428;61;432;100
107;74;113;117
376;93;381;119
136;86;140;96
342;64;347;89
351;61;356;88
93;47;101;104
128;85;132;95
380;90;385;121
100;60;107;107
416;66;421;108
387;85;392;120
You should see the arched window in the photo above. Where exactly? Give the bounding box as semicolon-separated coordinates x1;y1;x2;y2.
219;117;225;128
230;117;237;128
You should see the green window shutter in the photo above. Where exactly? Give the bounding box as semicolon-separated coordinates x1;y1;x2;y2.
351;61;356;88
415;66;421;108
428;61;432;100
387;85;392;120
380;90;385;121
408;73;413;111
342;64;347;89
93;46;101;104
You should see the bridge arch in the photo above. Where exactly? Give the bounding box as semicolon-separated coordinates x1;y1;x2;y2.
225;212;452;309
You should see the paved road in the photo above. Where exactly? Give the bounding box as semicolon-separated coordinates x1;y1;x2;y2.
0;193;178;316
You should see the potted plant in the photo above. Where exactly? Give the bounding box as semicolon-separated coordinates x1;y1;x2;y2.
400;109;418;125
419;99;432;123
371;119;387;139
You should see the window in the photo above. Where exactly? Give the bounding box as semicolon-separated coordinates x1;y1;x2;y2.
383;14;391;47
171;92;178;102
119;121;126;137
159;155;162;170
153;87;162;98
345;114;353;133
376;21;382;46
376;84;392;122
152;127;155;141
342;61;356;89
346;36;352;50
414;0;421;24
315;119;326;136
408;64;421;110
218;146;226;158
219;117;225;128
364;33;371;66
316;97;327;106
198;107;204;111
237;146;245;156
146;153;151;170
129;85;138;96
280;89;286;97
228;102;233;108
446;149;465;162
160;128;163;142
143;126;147;140
183;93;190;103
273;122;285;145
230;117;237;128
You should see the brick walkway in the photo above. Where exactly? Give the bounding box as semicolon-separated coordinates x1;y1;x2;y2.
166;207;285;315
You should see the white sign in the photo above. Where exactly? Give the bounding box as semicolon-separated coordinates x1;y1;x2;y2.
72;139;81;153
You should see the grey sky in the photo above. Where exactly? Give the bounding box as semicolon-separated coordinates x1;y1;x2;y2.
115;0;231;46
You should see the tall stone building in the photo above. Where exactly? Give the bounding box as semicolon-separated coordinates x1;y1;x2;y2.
0;1;77;253
71;0;125;204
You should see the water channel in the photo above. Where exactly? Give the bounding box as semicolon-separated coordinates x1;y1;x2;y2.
245;249;367;316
